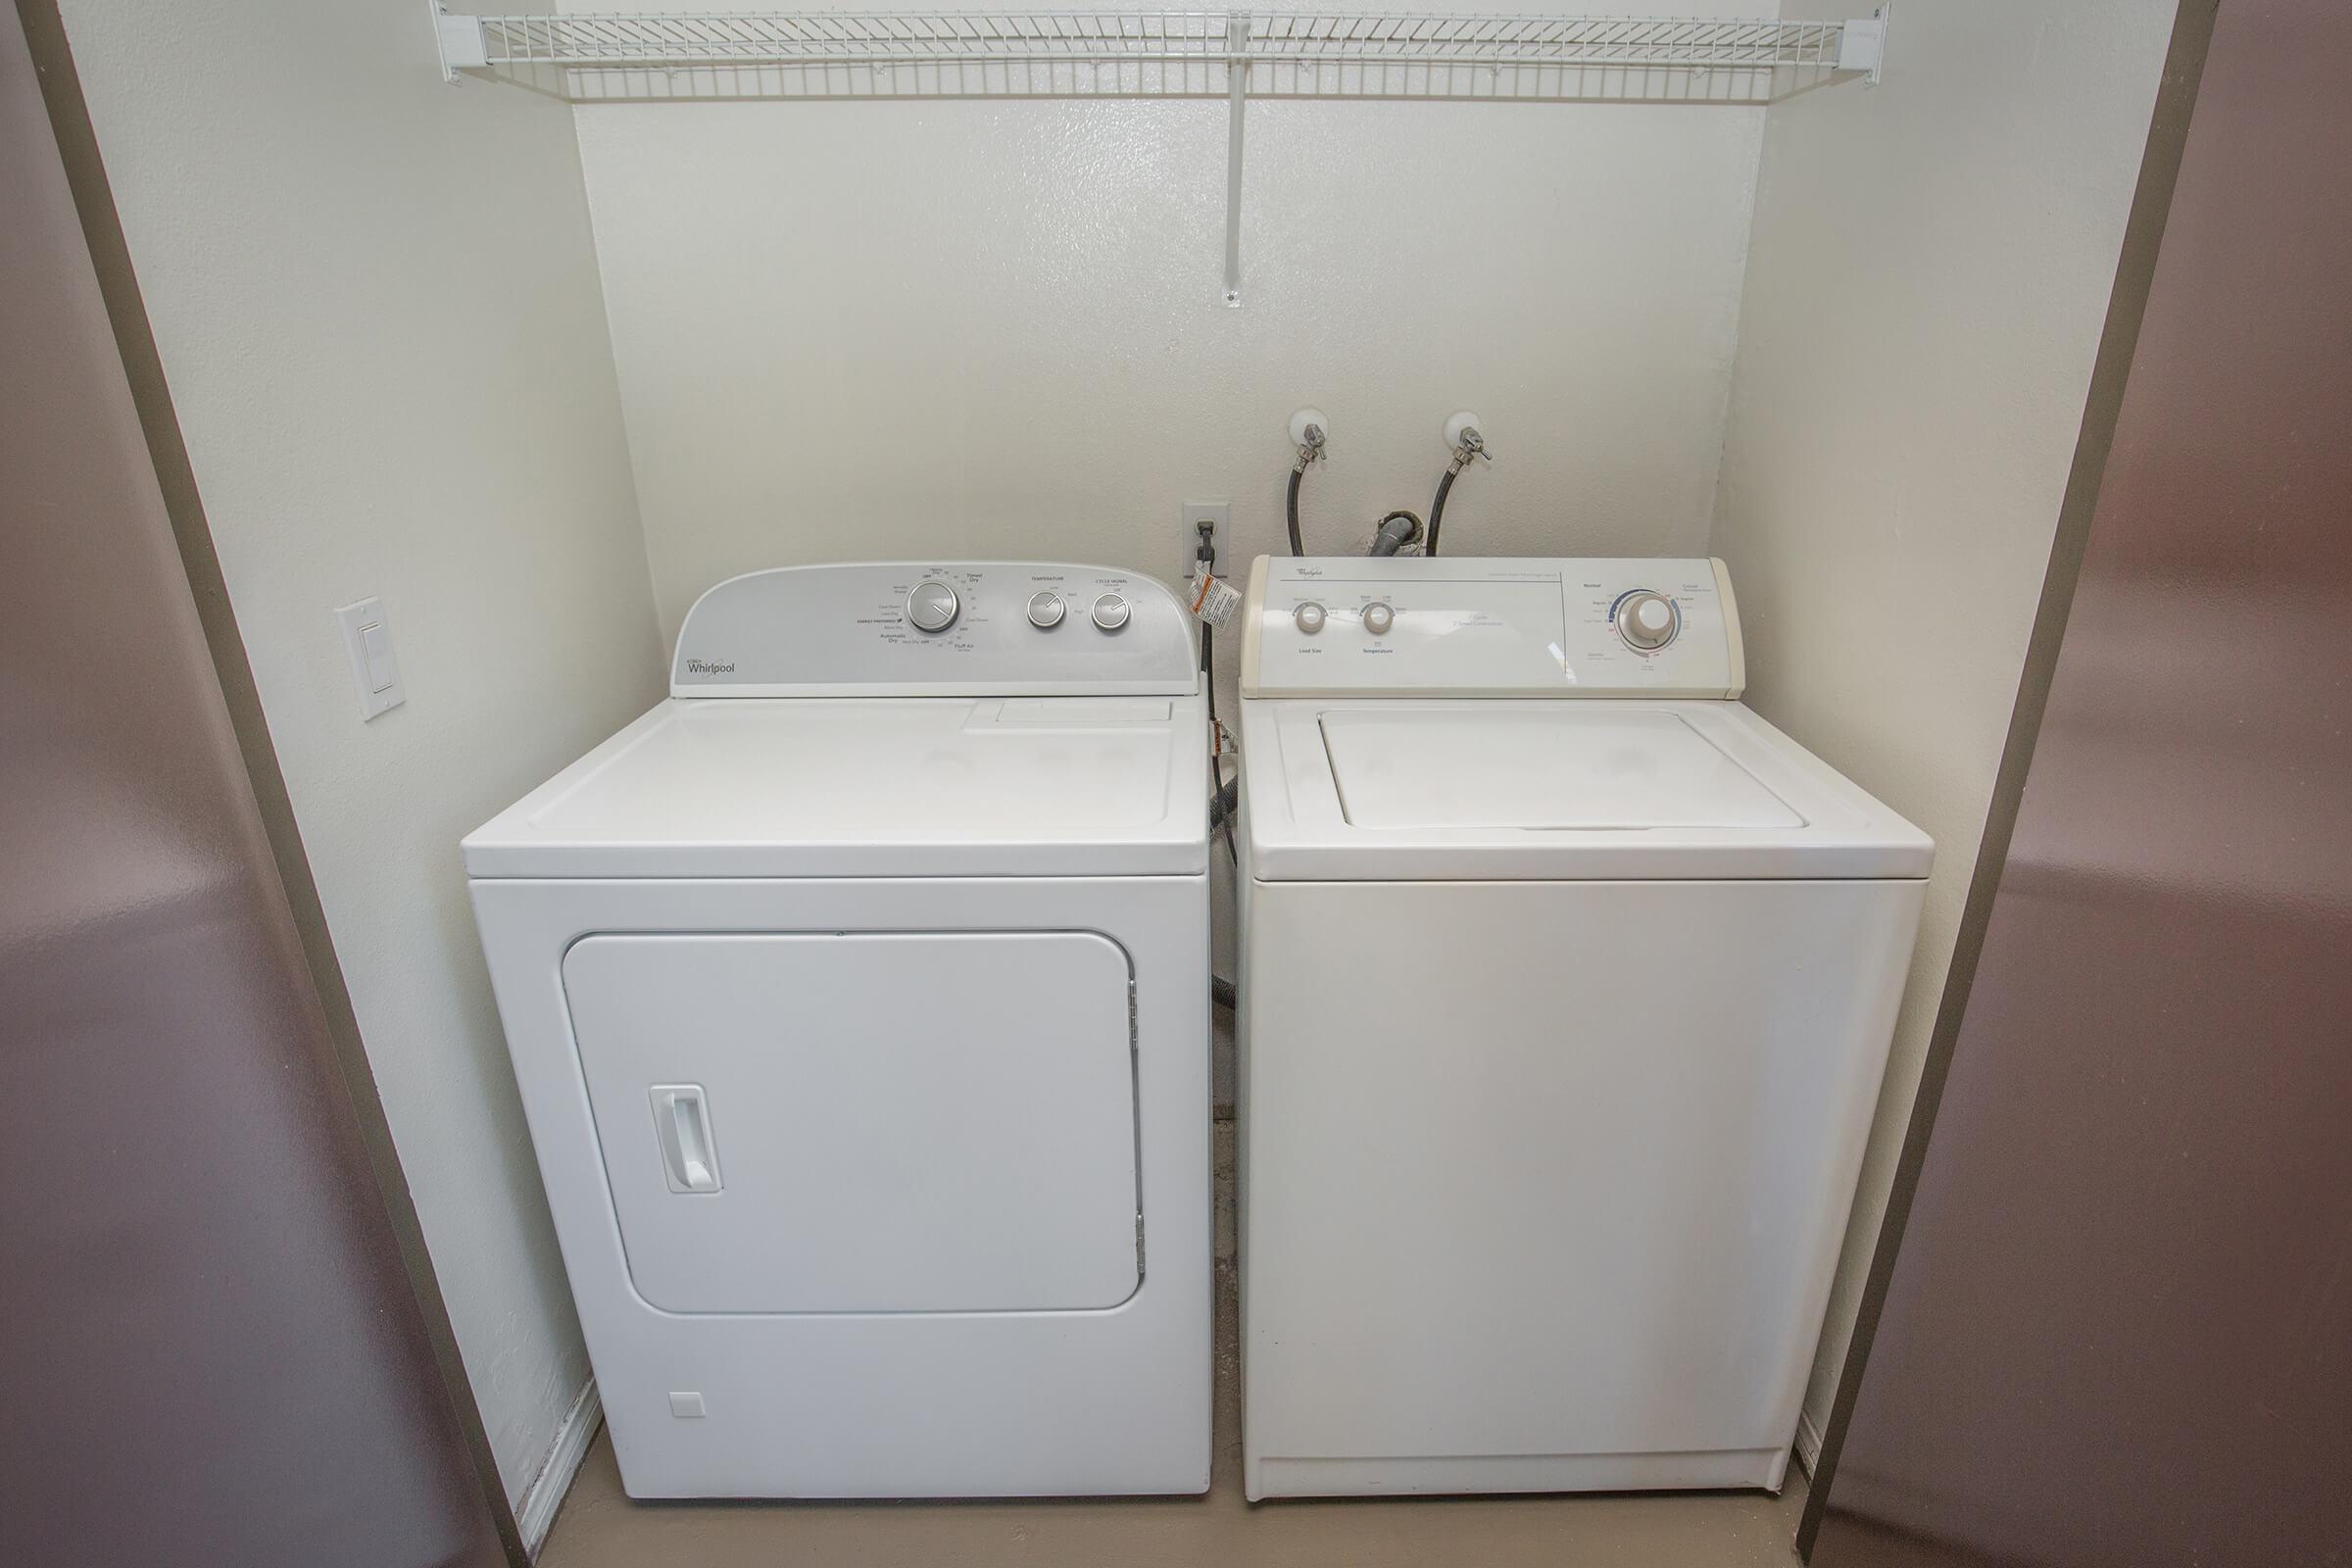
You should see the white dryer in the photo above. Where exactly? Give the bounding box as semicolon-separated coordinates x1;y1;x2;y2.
1235;556;1931;1500
466;563;1211;1498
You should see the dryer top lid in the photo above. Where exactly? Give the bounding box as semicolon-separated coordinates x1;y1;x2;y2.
463;693;1207;878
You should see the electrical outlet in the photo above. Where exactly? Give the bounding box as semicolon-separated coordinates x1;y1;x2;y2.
1182;501;1229;578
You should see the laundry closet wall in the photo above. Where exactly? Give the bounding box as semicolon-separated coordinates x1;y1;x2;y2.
39;0;2187;1518
52;0;663;1511
562;0;1779;708
1708;0;2180;1450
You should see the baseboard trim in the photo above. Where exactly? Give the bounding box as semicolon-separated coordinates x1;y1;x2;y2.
1250;1445;1786;1500
517;1378;602;1558
1794;1408;1825;1477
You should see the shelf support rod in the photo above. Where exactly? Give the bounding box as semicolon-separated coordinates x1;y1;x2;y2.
1222;15;1250;308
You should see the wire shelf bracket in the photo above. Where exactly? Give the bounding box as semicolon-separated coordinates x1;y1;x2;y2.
429;6;1891;303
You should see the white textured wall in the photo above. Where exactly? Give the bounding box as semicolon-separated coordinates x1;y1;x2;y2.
1709;0;2176;1444
566;0;1778;709
59;0;662;1501
54;0;2180;1498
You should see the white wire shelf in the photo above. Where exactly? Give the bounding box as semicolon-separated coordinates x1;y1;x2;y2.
428;8;1886;306
433;10;1887;103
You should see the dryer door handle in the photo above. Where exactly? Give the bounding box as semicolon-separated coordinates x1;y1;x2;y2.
651;1085;722;1194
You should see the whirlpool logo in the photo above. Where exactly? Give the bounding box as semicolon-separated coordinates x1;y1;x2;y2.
684;658;736;675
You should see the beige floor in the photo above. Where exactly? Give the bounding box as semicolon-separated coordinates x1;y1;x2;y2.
537;1123;1807;1568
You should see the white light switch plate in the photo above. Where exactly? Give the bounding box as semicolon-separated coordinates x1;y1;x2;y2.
333;597;406;719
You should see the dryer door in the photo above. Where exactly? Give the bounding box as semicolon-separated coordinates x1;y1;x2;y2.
563;930;1141;1314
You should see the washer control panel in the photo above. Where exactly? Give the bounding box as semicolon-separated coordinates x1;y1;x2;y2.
673;563;1199;697
1242;557;1743;698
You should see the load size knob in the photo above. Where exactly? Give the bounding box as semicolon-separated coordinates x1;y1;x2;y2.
1612;590;1680;652
906;580;960;633
1295;601;1327;635
1092;593;1131;631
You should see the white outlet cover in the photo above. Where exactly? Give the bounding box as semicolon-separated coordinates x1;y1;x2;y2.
1182;500;1229;576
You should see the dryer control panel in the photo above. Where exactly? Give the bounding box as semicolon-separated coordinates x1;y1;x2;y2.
1240;557;1744;699
672;562;1199;697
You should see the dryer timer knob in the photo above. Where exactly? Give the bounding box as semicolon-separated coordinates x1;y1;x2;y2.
906;580;960;633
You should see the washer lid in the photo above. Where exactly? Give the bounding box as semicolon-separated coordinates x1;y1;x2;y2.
464;694;1207;878
1321;710;1802;830
1243;699;1932;882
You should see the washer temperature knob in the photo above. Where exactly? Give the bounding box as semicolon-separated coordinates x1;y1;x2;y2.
1613;590;1680;652
906;580;960;633
1092;593;1131;631
1362;602;1395;636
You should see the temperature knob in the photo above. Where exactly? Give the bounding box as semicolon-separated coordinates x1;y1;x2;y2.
1027;591;1066;628
1091;593;1131;631
906;580;960;633
1295;601;1327;635
1613;590;1680;652
1362;602;1395;636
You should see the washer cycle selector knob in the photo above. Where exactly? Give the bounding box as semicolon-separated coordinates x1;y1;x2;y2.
1295;601;1327;635
1091;593;1131;631
1362;602;1395;636
1026;591;1066;628
906;580;960;633
1613;590;1680;652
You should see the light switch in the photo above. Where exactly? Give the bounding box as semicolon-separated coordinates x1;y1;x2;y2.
333;597;406;720
359;622;397;693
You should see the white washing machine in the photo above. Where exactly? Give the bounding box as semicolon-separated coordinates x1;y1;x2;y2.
466;563;1211;1499
1235;556;1931;1500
